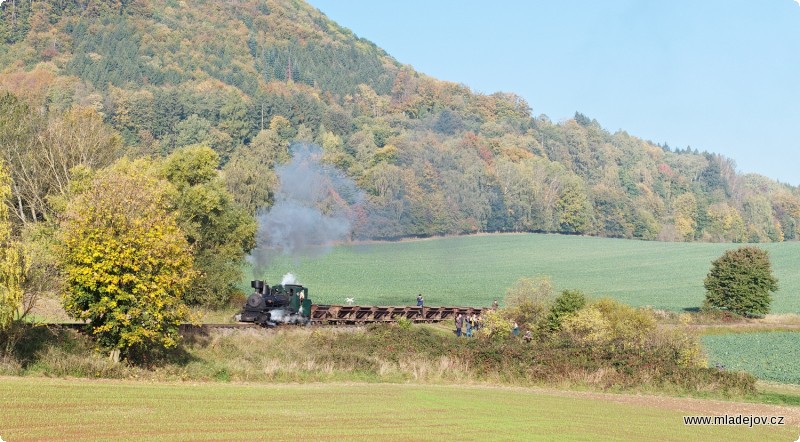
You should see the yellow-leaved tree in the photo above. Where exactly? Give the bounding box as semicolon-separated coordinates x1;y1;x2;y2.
58;159;195;363
673;193;697;241
0;160;26;356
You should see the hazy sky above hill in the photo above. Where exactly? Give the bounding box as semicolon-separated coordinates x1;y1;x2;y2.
309;0;800;186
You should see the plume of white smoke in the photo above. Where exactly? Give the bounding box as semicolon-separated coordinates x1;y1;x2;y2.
281;272;297;285
250;143;363;275
269;308;287;322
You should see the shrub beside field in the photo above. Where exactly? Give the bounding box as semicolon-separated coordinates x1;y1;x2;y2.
1;321;756;398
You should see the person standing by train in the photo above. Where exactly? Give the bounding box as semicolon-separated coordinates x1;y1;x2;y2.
417;294;424;307
455;313;463;337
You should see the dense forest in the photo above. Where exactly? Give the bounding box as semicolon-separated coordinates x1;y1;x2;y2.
1;0;798;246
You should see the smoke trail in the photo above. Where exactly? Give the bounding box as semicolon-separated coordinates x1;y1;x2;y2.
250;143;362;274
281;272;297;285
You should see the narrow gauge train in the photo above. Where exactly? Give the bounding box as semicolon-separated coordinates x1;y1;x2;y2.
237;280;487;326
235;280;312;326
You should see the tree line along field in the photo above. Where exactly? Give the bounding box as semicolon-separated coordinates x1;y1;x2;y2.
1;377;796;441
703;332;800;384
245;233;800;313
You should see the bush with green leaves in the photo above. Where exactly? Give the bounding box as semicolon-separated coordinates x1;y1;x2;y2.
476;310;513;342
561;298;656;352
502;277;553;331
545;289;587;331
703;246;778;317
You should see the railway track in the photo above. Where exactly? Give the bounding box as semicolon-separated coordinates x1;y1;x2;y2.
46;304;487;332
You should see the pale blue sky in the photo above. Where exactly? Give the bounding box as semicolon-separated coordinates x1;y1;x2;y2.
309;0;800;186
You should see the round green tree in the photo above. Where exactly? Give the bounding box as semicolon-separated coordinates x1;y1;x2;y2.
703;246;778;317
58;159;195;362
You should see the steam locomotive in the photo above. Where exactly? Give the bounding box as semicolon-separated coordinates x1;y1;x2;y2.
235;280;312;326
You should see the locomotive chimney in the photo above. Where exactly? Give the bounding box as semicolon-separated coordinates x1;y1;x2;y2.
251;280;266;294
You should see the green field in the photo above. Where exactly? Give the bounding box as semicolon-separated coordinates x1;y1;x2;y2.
247;233;800;312
703;332;800;384
1;377;796;441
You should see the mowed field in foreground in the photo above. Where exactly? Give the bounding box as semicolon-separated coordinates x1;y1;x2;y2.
247;233;800;312
1;377;797;441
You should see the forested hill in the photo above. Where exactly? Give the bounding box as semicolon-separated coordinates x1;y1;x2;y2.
1;0;798;242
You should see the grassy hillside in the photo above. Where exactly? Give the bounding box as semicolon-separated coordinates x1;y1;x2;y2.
1;377;796;441
248;233;800;312
2;1;799;244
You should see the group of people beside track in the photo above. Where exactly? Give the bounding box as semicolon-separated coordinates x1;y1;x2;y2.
414;295;533;342
452;298;498;338
453;312;484;337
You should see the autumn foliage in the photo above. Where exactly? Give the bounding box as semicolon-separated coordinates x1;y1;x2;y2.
1;1;797;244
0;160;25;356
58;160;195;362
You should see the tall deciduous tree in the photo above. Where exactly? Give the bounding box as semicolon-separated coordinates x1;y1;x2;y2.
703;246;778;317
673;193;697;241
557;180;592;234
223;128;286;213
58;159;195;362
162;145;256;307
0;94;122;225
0;160;26;356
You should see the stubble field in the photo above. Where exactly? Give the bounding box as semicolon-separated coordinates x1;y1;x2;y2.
1;377;797;441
